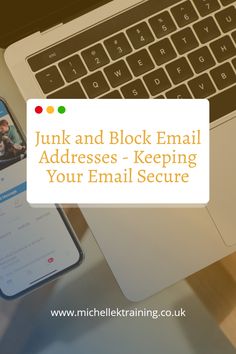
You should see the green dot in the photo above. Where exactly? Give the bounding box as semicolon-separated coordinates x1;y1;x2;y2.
58;106;66;114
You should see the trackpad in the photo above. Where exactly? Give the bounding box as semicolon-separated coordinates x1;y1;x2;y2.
208;116;236;246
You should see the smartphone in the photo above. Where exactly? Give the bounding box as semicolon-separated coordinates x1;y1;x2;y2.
0;98;83;299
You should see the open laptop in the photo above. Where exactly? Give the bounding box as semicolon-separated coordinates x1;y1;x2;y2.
2;0;236;301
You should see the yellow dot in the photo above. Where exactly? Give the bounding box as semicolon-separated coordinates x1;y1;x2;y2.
46;106;54;114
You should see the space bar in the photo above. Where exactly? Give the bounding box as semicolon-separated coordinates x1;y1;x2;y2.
210;85;236;123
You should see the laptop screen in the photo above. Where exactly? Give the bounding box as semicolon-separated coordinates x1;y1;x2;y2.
0;0;112;47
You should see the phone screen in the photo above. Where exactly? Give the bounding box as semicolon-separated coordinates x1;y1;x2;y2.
0;100;82;298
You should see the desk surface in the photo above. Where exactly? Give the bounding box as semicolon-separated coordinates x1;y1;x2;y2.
1;229;235;354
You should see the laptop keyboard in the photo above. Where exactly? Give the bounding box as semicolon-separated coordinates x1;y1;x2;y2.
28;0;236;122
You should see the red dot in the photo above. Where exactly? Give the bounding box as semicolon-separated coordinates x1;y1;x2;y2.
35;106;43;114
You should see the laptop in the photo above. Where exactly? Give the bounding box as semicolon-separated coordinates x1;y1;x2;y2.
2;0;236;301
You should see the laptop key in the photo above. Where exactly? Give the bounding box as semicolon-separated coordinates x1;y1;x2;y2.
166;57;194;85
171;1;198;28
149;11;177;39
47;82;86;98
193;0;220;17
101;90;122;98
188;73;216;97
121;79;149;98
215;6;236;33
104;33;132;60
126;49;154;77
166;84;192;98
149;38;177;65
210;84;236;122
171;27;199;55
81;71;109;98
210;35;236;62
104;60;132;88
58;55;87;83
143;68;171;96
193;17;221;44
210;62;236;90
188;46;216;73
81;44;110;71
35;66;64;94
126;22;154;49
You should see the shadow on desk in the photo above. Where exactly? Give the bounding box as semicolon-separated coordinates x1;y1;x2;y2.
0;259;130;354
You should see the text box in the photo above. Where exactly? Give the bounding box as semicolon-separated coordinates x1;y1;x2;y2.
27;99;209;205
